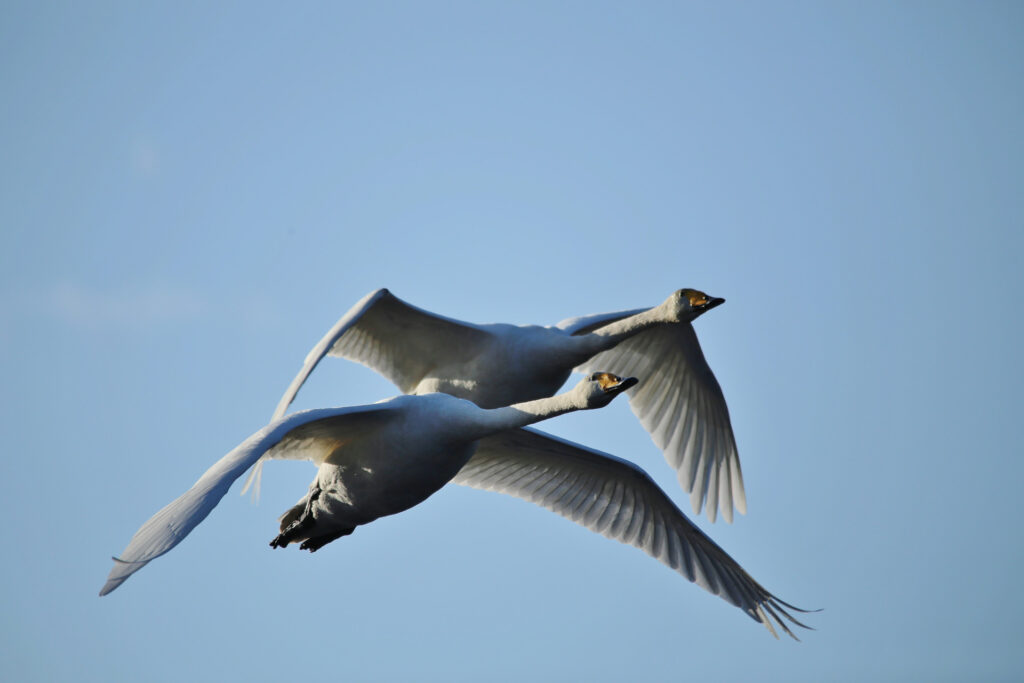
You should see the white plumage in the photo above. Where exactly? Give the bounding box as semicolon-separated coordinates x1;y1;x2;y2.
100;373;809;638
262;287;743;522
453;427;809;639
100;374;632;596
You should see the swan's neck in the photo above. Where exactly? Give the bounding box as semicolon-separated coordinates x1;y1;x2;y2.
468;391;584;439
579;306;667;355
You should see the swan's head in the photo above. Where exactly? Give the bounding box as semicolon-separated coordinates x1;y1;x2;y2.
664;288;725;322
576;372;639;409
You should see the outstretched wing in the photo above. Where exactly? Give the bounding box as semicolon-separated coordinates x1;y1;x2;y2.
272;288;493;420
99;404;395;596
451;428;807;639
557;310;744;524
247;289;492;499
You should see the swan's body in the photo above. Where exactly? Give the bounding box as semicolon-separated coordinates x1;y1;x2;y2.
100;374;809;638
265;379;633;551
262;287;743;522
100;374;633;595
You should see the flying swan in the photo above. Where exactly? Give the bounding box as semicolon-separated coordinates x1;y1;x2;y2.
260;287;743;523
100;373;810;639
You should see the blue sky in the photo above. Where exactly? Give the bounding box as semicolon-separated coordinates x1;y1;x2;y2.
2;2;1022;680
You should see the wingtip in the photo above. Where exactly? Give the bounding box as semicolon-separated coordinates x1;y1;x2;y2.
100;556;146;596
756;605;780;639
691;492;722;524
689;491;703;517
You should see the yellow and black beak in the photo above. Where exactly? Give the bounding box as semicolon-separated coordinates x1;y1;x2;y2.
592;372;640;395
682;288;726;315
697;296;726;313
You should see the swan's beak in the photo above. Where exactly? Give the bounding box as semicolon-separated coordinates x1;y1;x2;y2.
698;296;725;313
602;375;639;396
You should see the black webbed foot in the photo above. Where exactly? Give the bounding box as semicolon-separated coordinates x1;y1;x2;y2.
269;482;322;549
269;517;313;549
298;526;355;552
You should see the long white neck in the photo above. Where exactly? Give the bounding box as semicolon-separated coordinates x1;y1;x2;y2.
465;390;588;440
575;305;669;357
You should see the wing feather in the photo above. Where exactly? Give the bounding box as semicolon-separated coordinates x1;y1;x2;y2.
246;290;492;498
100;404;395;596
272;288;492;420
561;311;744;524
451;427;810;638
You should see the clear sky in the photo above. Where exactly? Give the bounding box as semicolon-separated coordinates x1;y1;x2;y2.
2;2;1022;681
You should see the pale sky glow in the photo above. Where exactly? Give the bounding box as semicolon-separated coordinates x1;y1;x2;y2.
2;3;1022;681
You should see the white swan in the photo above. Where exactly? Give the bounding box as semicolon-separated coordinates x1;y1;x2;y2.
100;373;810;639
260;287;743;522
100;373;636;596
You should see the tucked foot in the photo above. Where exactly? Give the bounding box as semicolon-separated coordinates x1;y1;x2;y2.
298;526;355;552
269;483;323;549
269;517;313;549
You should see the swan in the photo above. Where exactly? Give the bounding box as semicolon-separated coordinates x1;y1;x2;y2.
100;373;810;639
259;287;742;522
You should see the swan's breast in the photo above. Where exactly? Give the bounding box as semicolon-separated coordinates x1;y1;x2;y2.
318;396;479;518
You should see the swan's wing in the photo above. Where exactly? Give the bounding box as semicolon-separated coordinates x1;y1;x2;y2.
557;310;744;524
451;427;808;639
99;404;395;596
248;289;492;499
272;288;492;420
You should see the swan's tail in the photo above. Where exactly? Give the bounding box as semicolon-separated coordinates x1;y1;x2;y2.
239;457;265;502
